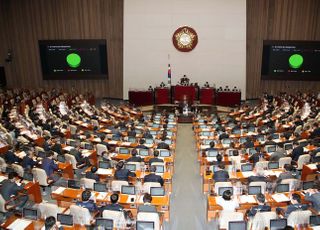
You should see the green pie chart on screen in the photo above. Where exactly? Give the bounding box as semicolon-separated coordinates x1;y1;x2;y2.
66;53;81;68
289;54;303;69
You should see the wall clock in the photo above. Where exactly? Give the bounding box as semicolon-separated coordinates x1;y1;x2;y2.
172;26;198;52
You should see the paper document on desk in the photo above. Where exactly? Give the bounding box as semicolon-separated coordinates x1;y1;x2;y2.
96;168;113;175
93;138;101;143
7;219;32;230
308;163;317;170
312;226;320;230
16;151;26;159
206;157;217;162
200;145;210;150
241;171;255;178
81;150;91;157
121;142;131;146
0;175;7;182
144;144;154;148
95;192;108;200
240;195;256;204
108;141;118;145
52;187;66;195
272;193;290;203
63;146;75;151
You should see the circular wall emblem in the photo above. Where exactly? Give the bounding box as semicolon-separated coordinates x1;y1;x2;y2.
172;26;198;52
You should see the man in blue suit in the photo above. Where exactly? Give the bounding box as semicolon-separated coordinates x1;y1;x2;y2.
114;161;136;181
76;190;98;212
247;193;271;217
41;151;58;181
21;150;37;170
277;193;308;217
213;163;229;182
126;149;142;163
144;165;164;186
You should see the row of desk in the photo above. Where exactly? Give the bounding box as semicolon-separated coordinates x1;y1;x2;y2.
129;87;241;107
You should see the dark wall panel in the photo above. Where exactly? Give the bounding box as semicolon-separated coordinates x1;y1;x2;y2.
0;0;123;98
247;0;320;99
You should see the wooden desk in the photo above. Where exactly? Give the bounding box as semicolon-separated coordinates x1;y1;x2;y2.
24;181;42;204
301;164;318;181
58;162;74;179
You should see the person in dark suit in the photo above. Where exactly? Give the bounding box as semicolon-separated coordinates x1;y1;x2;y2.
305;188;320;212
205;141;218;152
143;130;153;139
156;136;170;150
136;139;149;149
243;137;254;149
114;161;136;181
310;123;320;139
76;190;98;212
291;141;304;162
4;148;21;164
85;166;100;182
276;164;295;185
277;193;308;217
51;138;63;155
144;165;164;186
21;151;37;170
69;148;90;166
43;136;52;152
41;151;59;181
0;172;28;209
100;193;123;212
213;163;229;182
264;135;277;146
138;193;157;213
127;149;142;163
247;193;271;217
149;150;164;165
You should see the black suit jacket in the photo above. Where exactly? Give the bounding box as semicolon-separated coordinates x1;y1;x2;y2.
213;170;229;182
149;157;164;165
144;173;164;186
21;156;37;169
157;142;170;150
127;156;142;163
292;146;304;162
4;151;20;164
114;169;136;181
285;203;308;217
85;172;100;182
248;205;271;217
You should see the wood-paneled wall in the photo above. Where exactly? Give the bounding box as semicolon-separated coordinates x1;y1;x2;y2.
247;0;320;99
0;0;123;98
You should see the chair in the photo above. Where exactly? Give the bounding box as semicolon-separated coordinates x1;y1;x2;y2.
102;210;126;229
287;210;312;227
111;180;129;192
279;157;292;168
35;146;45;155
280;178;300;191
64;154;78;170
137;212;161;230
96;144;108;156
12;163;24;178
142;182;161;194
70;204;93;225
0;157;7;172
80;178;95;190
38;202;63;219
32;168;52;187
248;181;266;194
251;211;277;230
297;154;311;170
0;194;18;212
214;182;233;195
219;211;243;230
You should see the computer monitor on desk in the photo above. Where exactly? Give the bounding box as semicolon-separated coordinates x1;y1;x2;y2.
57;214;73;226
125;164;136;172
94;183;107;192
266;145;276;153
159;149;170;157
68;179;81;189
95;218;113;229
268;161;279;169
303;181;314;190
310;215;320;226
276;184;289;193
121;185;135;195
154;165;164;174
139;149;149;157
270;219;287;230
150;187;165;196
99;161;111;169
119;148;130;154
229;221;247;230
241;163;253;172
207;150;218;157
136;220;155;230
248;186;261;195
23;208;38;220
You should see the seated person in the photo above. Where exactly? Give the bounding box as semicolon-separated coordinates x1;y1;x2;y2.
304;187;320;212
85;166;100;182
269;143;286;162
100;151;114;168
156;136;170;150
42;151;59;181
136;139;149;149
247;193;271;217
213;163;229;182
216;190;239;212
144;165;164;186
149;150;164;165
276;164;295;184
291;141;304;162
248;169;268;183
44;216;62;230
69;148;90;167
138;193;157;213
126;149;142;163
76;190;98;212
100;193;123;212
21;150;37;170
205;141;217;152
0;172;28;210
4;147;21;164
277;193;308;217
51;137;63;155
114;161;136;181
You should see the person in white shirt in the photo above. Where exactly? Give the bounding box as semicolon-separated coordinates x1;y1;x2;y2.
216;189;239;212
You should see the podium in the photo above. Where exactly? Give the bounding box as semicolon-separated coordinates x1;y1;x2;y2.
128;90;154;106
216;91;241;107
200;87;215;104
172;85;198;104
155;87;170;104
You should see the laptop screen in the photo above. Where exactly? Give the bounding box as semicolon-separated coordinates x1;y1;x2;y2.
248;148;257;155
69;141;78;147
284;143;293;150
23;172;33;181
155;165;164;173
310;215;320;226
121;185;135;195
248;186;261;195
164;139;172;145
150;131;157;135
303;181;314;190
256;135;265;142
207;150;218;157
239;137;247;144
266;145;276;153
94;183;107;192
222;139;231;144
119;148;130;154
271;133;280;140
125;164;136;172
268;162;279;169
145;139;154;144
276;184;289;193
139;149;149;156
229;221;247;230
23;208;38;220
99;161;111;169
95;218;113;229
241;164;253;172
67;179;81;189
128;137;136;143
136;221;155;230
270;219;287;230
201;131;211;136
150;187;165;196
84;143;93;150
159;150;170;157
218;187;233;196
57;214;73;226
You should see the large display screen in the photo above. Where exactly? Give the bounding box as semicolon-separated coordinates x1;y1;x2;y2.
261;40;320;80
39;40;108;80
